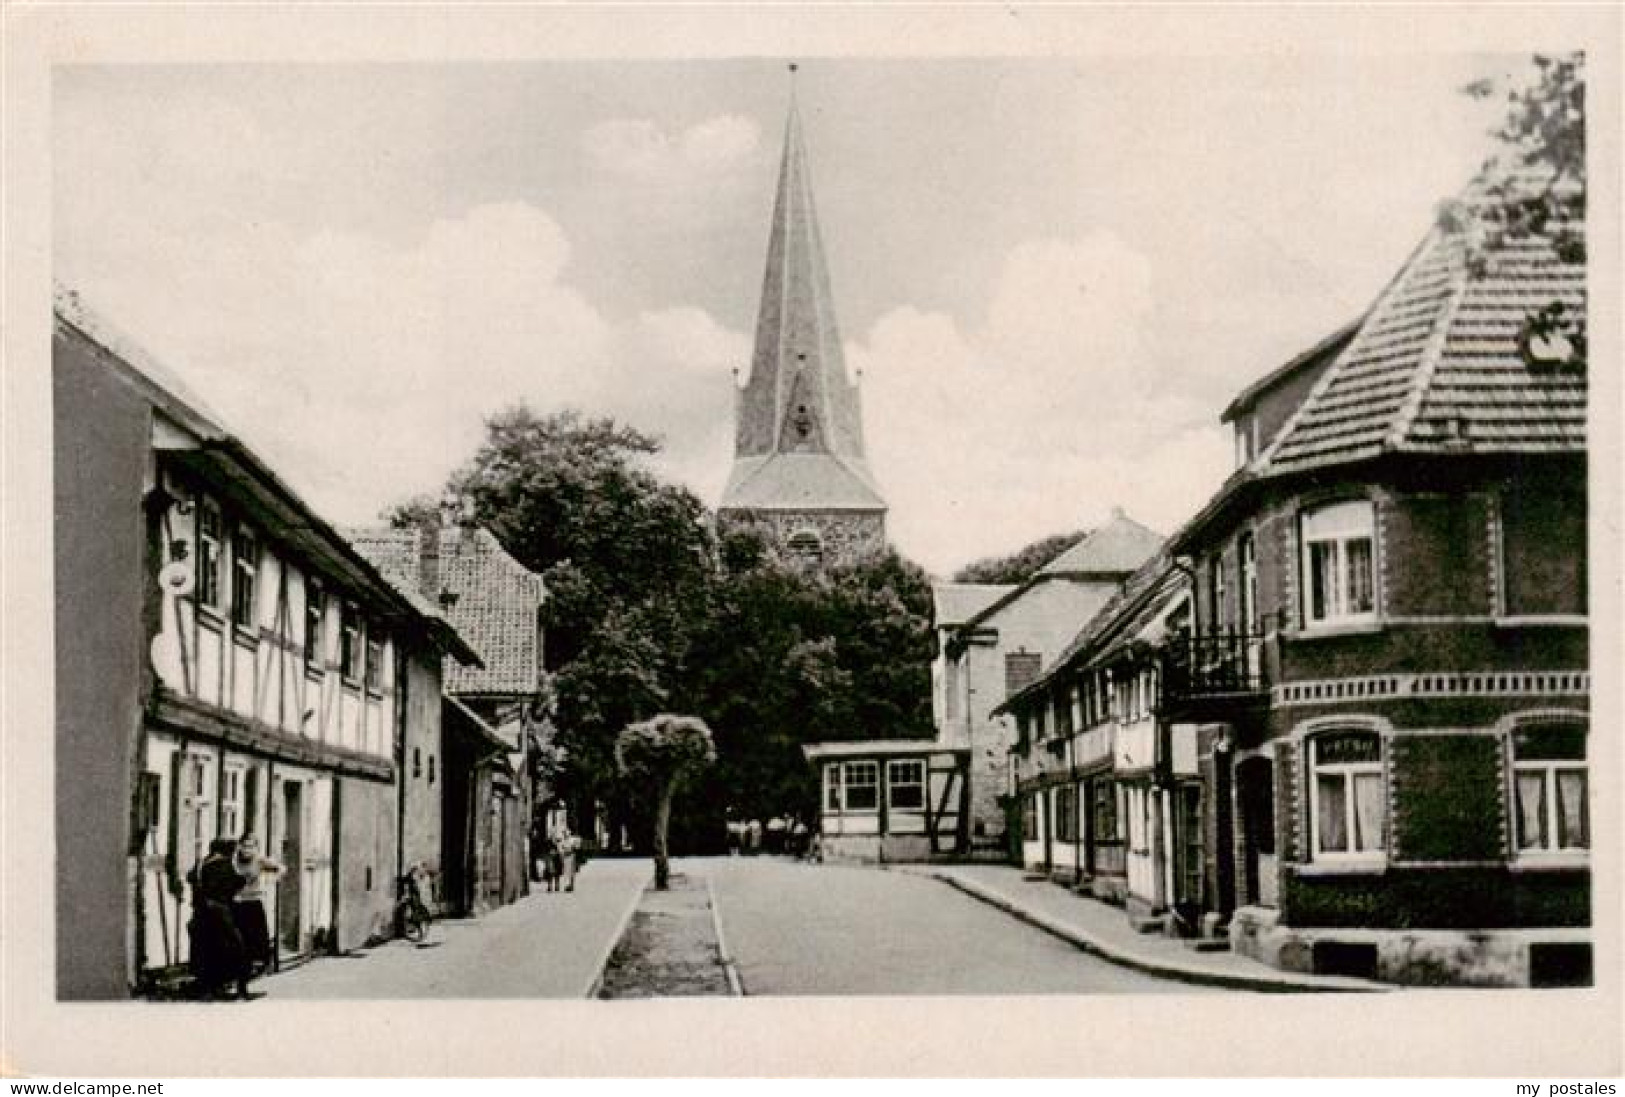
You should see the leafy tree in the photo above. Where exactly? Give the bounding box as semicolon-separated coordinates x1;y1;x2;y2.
953;529;1088;584
615;715;716;889
395;404;937;854
673;543;934;832
1462;53;1586;368
396;405;715;840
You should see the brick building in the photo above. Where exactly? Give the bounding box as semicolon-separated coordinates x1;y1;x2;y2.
1165;175;1590;986
54;290;479;998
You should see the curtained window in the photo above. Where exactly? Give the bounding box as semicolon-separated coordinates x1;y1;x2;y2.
1513;725;1588;855
1301;501;1377;627
1310;731;1385;860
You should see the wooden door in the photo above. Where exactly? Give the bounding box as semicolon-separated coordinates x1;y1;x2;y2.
277;781;304;955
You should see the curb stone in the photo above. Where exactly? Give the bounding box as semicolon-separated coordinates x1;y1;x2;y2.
920;868;1390;994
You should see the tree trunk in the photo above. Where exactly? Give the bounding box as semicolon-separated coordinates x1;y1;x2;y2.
653;783;674;890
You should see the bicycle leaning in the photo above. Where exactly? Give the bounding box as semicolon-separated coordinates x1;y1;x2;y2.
395;864;433;943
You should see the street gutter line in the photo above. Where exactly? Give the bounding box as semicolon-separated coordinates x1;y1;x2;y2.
582;871;650;999
922;870;1387;994
706;876;745;997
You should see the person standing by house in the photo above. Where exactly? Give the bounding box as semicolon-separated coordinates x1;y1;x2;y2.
231;834;282;982
188;838;253;1000
549;820;579;893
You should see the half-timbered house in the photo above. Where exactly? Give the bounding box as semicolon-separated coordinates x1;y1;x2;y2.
54;290;479;999
999;555;1205;930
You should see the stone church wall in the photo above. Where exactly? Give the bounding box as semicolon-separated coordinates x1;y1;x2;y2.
720;509;887;569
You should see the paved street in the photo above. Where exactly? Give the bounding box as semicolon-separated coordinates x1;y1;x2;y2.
707;856;1214;995
255;854;1213;998
264;857;649;999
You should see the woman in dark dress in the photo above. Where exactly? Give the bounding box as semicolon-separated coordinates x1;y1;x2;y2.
188;838;252;1000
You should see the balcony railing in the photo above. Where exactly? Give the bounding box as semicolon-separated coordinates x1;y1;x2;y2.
1159;628;1267;710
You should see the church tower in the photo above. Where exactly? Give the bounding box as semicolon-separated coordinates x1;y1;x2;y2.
718;71;887;567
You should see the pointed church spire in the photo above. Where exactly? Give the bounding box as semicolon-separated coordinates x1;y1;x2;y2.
719;71;886;558
731;70;871;471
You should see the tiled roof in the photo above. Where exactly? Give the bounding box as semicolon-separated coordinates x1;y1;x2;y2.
1221;318;1363;424
1264;173;1586;474
932;583;1015;628
1038;509;1164;576
997;552;1184;713
348;526;546;697
719;451;886;512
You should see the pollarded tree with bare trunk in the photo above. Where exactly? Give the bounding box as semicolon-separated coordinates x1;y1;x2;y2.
615;714;716;889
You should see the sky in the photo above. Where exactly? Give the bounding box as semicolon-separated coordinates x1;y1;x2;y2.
54;56;1518;577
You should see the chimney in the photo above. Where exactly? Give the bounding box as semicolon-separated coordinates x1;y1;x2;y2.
418;510;441;605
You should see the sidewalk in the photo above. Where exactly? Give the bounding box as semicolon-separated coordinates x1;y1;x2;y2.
263;857;650;999
897;863;1390;993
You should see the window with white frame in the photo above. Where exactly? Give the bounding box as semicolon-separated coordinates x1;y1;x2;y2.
230;525;258;630
1309;731;1385;859
304;580;325;672
1300;500;1376;627
220;765;244;841
340;602;361;683
197;501;224;611
842;761;879;812
1512;725;1588;855
824;763;843;812
887;759;925;811
1054;784;1078;843
365;629;384;694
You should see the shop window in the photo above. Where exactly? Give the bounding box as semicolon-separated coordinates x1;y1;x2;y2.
1309;731;1385;860
1300;500;1376;627
1054;784;1078;843
887;760;925;811
304;580;326;671
842;761;879;812
1093;780;1120;842
197;501;224;611
230;525;258;630
1512;724;1588;855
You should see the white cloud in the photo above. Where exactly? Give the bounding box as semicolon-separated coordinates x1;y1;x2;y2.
58;199;745;527
583;114;760;179
853;231;1228;576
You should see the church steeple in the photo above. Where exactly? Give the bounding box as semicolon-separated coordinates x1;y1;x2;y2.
732;72;872;472
720;69;886;548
